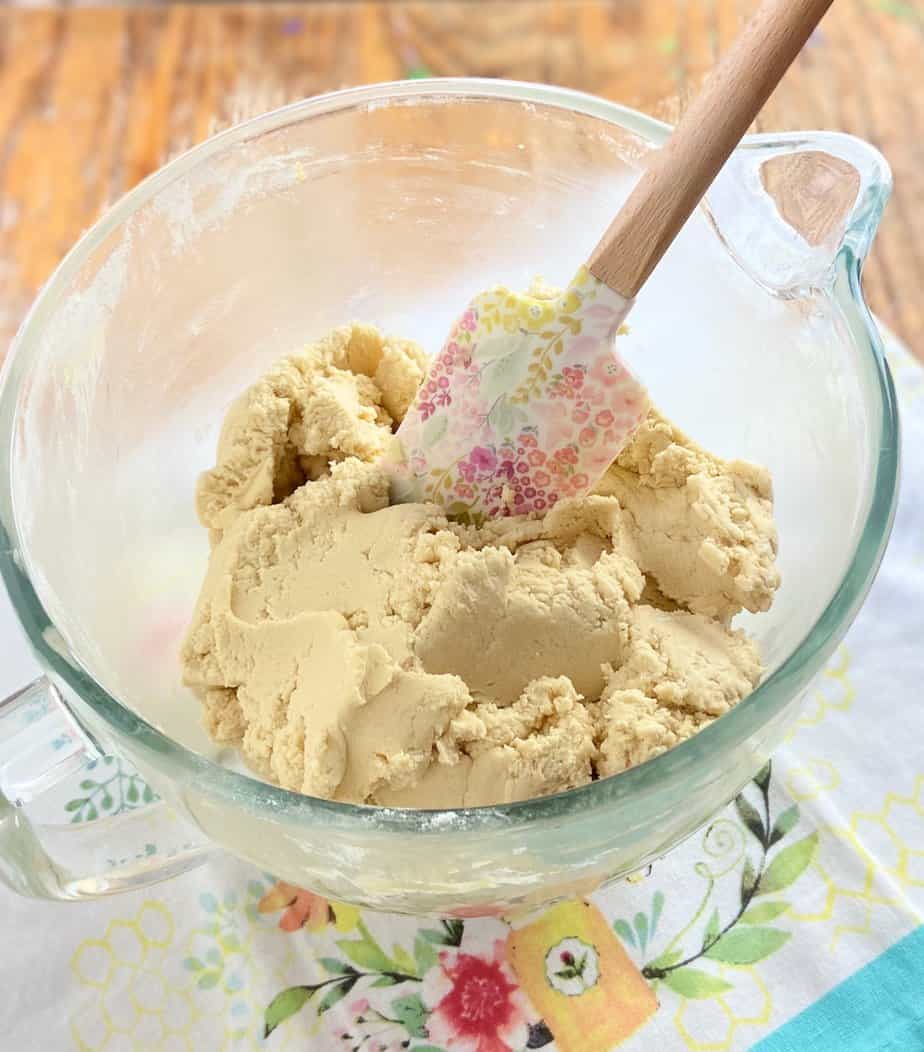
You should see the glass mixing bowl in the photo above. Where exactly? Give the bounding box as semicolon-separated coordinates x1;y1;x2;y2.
0;80;898;915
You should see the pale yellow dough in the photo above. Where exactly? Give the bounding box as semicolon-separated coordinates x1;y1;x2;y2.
182;325;779;807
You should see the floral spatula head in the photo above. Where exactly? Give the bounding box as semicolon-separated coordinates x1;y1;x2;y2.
387;0;832;521
388;268;644;521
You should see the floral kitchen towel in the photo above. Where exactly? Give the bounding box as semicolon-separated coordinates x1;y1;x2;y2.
0;327;922;1052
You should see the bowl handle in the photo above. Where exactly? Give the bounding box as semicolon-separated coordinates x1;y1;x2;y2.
705;130;892;293
0;677;211;899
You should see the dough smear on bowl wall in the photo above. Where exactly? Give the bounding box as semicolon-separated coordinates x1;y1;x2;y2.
181;323;780;809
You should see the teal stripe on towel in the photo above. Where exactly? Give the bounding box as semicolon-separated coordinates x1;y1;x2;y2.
753;926;924;1052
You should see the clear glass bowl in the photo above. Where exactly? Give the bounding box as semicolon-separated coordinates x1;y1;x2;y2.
0;80;898;914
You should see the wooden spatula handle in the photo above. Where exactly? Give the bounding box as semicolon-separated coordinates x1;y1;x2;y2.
588;0;834;299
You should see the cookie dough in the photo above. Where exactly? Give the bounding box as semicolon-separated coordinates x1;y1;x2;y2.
182;325;779;807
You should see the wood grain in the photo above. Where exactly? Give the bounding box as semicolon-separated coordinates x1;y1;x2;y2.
0;1;922;360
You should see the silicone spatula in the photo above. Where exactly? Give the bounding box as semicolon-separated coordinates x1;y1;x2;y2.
388;0;833;521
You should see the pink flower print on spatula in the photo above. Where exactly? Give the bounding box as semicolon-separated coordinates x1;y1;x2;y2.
389;266;647;520
469;446;498;476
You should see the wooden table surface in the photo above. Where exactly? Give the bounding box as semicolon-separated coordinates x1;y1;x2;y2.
0;1;922;361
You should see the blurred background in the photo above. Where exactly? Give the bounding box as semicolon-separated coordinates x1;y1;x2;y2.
0;0;921;360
